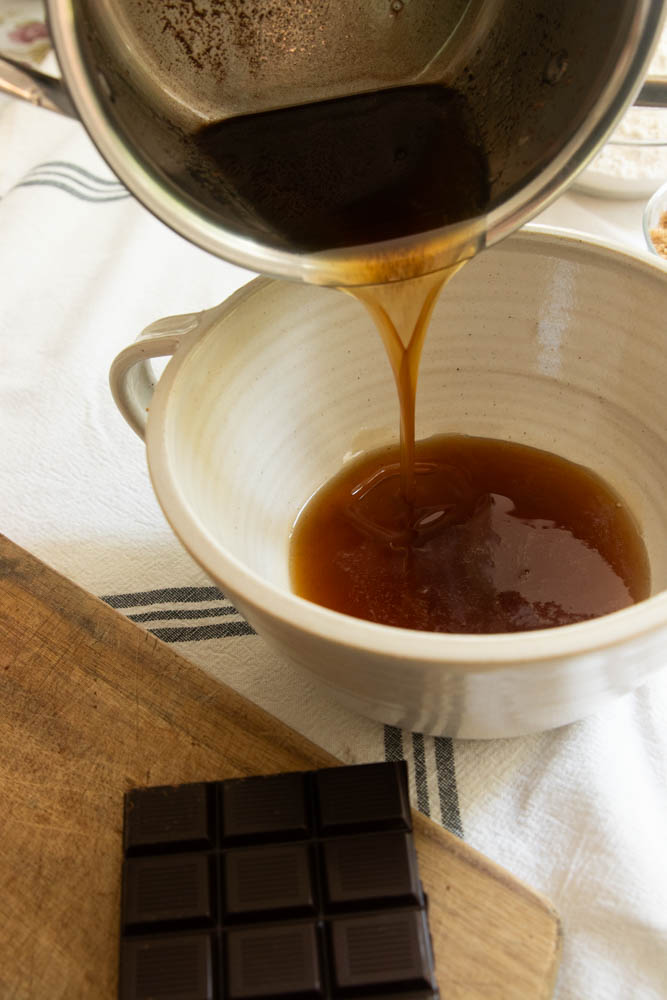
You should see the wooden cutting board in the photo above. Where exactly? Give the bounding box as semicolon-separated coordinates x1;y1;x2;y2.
0;534;561;999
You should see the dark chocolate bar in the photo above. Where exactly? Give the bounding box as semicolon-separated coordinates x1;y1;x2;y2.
119;762;438;999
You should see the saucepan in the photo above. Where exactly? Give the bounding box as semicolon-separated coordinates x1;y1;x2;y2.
1;1;666;284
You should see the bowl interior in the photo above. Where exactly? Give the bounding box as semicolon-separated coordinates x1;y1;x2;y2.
161;231;667;608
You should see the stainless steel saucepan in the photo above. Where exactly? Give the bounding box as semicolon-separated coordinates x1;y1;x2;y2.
1;1;666;284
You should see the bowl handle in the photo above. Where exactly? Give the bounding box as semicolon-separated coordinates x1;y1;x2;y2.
109;312;201;439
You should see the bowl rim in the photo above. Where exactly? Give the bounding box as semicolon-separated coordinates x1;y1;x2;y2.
145;225;667;670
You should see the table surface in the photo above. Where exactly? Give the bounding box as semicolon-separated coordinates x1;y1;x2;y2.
1;52;667;1000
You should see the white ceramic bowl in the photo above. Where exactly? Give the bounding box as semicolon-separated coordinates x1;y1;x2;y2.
111;228;667;738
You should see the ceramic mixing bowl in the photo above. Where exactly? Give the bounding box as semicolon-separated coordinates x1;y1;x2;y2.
110;228;667;738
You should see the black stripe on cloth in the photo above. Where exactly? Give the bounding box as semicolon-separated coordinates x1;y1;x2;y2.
434;737;463;838
383;725;403;761
27;160;126;186
384;725;463;837
14;179;130;202
412;732;430;817
23;168;126;194
102;586;225;609
151;621;255;642
129;606;239;623
384;726;431;818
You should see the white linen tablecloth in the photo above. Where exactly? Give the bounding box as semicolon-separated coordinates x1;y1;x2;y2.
1;81;667;1000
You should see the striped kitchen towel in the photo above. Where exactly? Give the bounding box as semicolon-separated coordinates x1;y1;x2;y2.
1;75;667;1000
100;583;463;839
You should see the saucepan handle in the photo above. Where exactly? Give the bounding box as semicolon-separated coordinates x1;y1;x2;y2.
109;312;202;440
636;77;667;107
0;56;76;116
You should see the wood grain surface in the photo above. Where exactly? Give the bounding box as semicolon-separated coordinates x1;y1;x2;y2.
0;534;562;999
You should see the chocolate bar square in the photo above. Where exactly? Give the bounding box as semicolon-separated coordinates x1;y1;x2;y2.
329;910;437;991
222;773;310;842
224;843;315;918
225;923;322;998
322;831;422;908
120;933;214;1000
123;853;214;931
124;783;213;855
119;762;438;999
315;762;411;834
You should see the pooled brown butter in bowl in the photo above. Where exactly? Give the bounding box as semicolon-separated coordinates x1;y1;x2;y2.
290;435;650;634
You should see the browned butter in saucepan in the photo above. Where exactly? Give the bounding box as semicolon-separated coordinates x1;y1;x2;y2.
193;85;490;252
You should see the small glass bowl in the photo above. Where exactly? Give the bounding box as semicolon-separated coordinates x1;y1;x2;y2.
643;179;667;258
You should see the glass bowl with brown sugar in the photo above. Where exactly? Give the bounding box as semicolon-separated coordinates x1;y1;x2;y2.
643;179;667;258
